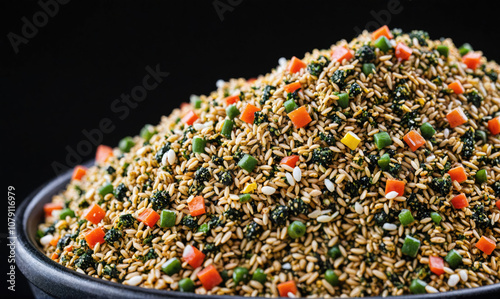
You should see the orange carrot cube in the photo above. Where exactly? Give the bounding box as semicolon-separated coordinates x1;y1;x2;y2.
182;110;199;126
95;145;113;163
385;179;405;196
240;104;261;124
448;80;464;94
395;42;412;61
137;208;160;228
288;106;312;128
372;25;393;40
225;95;239;106
450;193;468;209
287;56;307;74
83;203;106;225
283;82;301;93
476;236;496;255
188;196;206;217
84;227;105;249
72;165;87;181
403;130;426;151
488;116;500;135
446;107;468;128
448;166;467;183
462;52;482;70
331;46;354;63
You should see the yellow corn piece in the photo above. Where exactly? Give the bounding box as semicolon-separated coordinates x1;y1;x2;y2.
242;182;257;194
417;98;425;106
341;131;361;150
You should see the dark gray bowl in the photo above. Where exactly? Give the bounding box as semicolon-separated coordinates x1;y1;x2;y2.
15;162;500;298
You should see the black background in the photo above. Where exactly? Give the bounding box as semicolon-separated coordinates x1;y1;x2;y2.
2;0;500;297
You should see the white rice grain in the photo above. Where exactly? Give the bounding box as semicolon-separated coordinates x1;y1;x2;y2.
448;274;459;287
167;149;176;165
324;179;335;192
40;235;53;246
459;270;468;282
383;223;398;231
355;202;363;214
126;275;143;286
293;167;302;182
262;186;276;195
385;191;399;199
285;173;295;186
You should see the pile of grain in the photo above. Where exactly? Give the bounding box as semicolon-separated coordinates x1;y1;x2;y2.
38;28;500;297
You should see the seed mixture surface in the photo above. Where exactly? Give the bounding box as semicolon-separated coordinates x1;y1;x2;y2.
38;27;500;297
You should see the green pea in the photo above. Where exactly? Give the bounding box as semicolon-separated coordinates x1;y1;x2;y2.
118;136;135;153
288;221;306;239
251;268;266;284
475;169;487;183
324;269;339;286
233;267;249;285
140;124;156;142
178;278;195;292
328;246;341;259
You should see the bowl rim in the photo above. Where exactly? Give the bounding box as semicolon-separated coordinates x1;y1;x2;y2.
15;161;500;298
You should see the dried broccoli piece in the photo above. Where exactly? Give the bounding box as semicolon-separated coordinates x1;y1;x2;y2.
391;84;411;116
494;182;500;196
330;69;352;89
311;147;334;166
270;205;289;226
105;166;116;175
245;221;263;240
224;207;242;221
202;243;219;255
307;55;330;76
149;190;170;211
212;155;224;166
407;193;430;220
429;177;452;195
143;248;158;261
260;85;276;105
485;69;498;82
400;110;419;129
113;183;128;201
349;83;362;96
182;215;199;230
355;45;376;63
194;167;211;183
319;132;336;146
358;177;371;189
465;90;483;107
461;129;475;159
103;264;119;279
253;111;268;125
409;30;430;46
218;170;233;186
116;214;136;229
57;234;72;250
471;203;490;229
104;228;122;243
75;249;95;270
288;198;309;216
